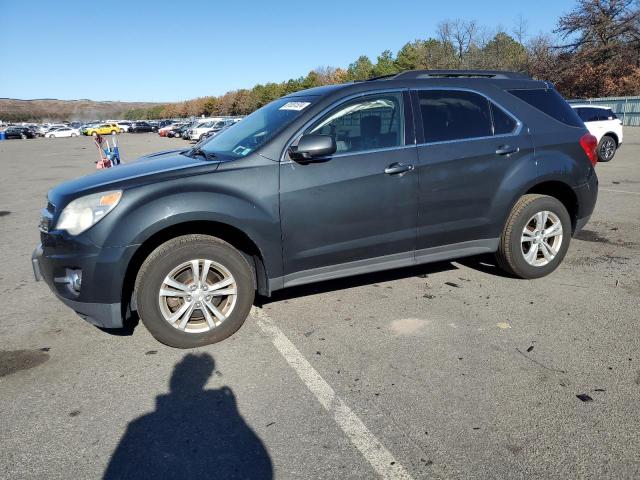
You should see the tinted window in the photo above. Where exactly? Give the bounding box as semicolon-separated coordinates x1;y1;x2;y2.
575;107;601;122
306;93;404;154
602;109;618;120
509;88;582;127
418;90;492;142
491;103;517;135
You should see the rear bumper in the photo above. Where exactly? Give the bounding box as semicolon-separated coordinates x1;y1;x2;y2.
573;170;598;234
32;234;138;329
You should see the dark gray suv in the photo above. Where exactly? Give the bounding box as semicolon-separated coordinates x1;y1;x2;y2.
33;70;599;348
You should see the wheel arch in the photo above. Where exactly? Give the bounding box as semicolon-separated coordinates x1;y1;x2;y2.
602;132;619;146
525;181;579;233
122;220;270;318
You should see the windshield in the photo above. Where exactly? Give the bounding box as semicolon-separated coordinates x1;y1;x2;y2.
199;96;316;159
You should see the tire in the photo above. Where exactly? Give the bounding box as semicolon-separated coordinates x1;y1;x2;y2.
20;133;26;139
111;130;117;135
71;133;77;137
495;194;571;279
48;134;55;138
135;234;255;348
597;135;616;162
92;131;98;137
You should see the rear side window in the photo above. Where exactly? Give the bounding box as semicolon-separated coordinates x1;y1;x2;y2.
491;104;518;135
509;88;583;127
575;107;603;122
417;90;492;142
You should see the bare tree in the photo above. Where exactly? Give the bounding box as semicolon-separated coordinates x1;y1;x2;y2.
438;19;479;60
513;14;529;44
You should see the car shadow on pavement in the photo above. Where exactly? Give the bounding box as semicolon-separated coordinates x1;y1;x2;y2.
103;353;273;480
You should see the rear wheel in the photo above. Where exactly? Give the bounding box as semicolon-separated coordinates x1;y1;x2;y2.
135;235;255;348
597;135;616;162
92;131;98;137
496;194;571;279
48;134;55;138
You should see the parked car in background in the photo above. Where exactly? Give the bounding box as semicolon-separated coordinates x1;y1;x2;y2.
197;119;240;142
33;70;599;348
46;127;81;138
116;121;132;132
571;105;623;162
159;122;187;137
4;126;36;139
166;123;193;138
128;121;156;133
157;120;174;129
184;119;232;141
83;123;122;136
38;124;67;137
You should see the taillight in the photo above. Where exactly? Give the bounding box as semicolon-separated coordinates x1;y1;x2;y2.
579;133;598;166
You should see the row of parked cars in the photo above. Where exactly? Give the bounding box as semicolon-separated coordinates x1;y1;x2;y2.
0;119;179;140
158;117;243;142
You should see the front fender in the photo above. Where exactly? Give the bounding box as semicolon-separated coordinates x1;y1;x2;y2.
86;159;282;278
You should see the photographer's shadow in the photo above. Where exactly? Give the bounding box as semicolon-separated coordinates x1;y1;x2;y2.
104;353;272;480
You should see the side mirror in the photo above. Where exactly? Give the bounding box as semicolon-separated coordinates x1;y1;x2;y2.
288;134;336;161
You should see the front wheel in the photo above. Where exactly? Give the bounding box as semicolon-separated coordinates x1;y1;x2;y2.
48;134;55;138
597;135;616;162
111;130;117;135
496;194;571;279
135;235;255;348
92;131;98;137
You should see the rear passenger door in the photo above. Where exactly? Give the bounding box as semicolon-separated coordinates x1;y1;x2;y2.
412;89;534;254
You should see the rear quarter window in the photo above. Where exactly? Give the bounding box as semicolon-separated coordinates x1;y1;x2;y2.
509;88;583;127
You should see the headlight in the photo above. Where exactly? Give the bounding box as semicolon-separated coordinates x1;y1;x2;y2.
56;190;122;235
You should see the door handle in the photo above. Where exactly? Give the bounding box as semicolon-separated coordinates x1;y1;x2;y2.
495;145;519;156
384;162;414;175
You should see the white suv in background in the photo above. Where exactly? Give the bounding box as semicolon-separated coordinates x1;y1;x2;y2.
572;105;623;162
185;118;227;141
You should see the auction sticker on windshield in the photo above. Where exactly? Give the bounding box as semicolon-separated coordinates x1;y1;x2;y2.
279;102;311;111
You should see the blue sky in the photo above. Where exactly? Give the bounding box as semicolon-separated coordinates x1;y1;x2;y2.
0;0;571;102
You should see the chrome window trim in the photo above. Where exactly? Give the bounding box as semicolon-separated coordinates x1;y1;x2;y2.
412;87;524;147
280;88;410;164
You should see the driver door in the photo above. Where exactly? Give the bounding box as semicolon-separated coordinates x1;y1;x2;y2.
279;91;419;286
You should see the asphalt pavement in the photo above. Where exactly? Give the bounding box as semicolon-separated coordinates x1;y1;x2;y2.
0;131;638;479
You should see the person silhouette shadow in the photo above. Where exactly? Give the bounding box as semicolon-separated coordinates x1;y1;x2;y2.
104;353;273;480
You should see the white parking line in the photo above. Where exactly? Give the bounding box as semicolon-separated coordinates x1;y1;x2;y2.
253;307;414;480
600;188;640;196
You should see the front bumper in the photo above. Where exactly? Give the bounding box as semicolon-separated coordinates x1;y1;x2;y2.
32;235;138;329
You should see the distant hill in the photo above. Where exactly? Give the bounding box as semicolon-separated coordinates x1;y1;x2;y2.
0;98;168;122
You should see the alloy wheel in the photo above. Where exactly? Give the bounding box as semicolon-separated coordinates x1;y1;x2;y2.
158;259;237;333
600;138;616;161
521;210;563;267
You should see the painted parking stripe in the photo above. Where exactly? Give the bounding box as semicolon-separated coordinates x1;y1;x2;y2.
253;307;414;480
600;188;640;196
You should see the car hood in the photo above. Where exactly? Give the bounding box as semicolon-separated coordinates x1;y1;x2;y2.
47;149;221;208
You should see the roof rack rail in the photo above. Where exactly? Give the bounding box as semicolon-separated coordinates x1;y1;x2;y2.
392;70;531;80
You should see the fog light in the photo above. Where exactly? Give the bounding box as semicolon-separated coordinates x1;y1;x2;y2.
54;268;82;295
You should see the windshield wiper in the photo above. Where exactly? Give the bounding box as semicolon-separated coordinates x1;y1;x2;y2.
184;147;216;160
